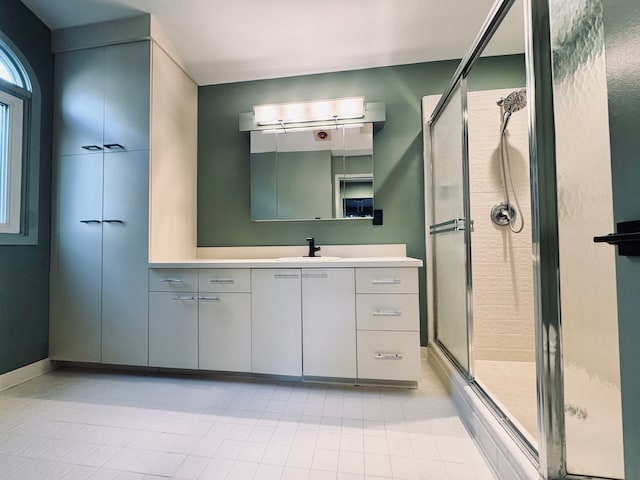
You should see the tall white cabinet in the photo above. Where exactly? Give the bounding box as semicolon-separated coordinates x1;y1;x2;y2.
50;20;197;366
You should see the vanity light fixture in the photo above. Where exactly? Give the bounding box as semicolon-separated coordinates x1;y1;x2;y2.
253;97;365;126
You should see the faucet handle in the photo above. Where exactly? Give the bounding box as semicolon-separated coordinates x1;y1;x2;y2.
306;237;314;242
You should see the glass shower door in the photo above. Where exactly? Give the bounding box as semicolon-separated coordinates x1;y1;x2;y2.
429;82;472;372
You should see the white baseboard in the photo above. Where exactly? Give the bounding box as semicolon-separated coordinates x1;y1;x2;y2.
0;358;55;393
427;345;541;480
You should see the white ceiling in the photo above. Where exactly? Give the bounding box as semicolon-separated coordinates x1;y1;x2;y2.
20;0;524;86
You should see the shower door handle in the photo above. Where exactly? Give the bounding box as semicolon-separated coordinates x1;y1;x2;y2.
429;218;466;235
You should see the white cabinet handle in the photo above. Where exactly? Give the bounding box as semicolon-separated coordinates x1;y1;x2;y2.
374;353;404;360
373;310;402;317
172;296;195;301
372;279;401;285
274;273;300;279
160;278;183;283
209;279;235;284
198;296;221;302
301;273;328;279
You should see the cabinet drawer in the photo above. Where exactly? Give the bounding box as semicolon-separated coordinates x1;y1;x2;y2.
357;331;420;382
356;294;419;331
355;268;418;294
199;269;251;293
149;269;198;292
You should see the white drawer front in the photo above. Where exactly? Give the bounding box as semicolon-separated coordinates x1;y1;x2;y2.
357;331;420;382
356;294;419;331
149;269;198;292
355;268;418;294
199;269;251;293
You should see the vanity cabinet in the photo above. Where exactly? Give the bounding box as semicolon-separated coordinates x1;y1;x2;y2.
302;268;356;378
198;270;251;372
148;269;252;372
251;269;302;376
355;268;421;382
149;291;198;369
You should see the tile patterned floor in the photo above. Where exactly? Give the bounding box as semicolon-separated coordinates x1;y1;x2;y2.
0;358;497;480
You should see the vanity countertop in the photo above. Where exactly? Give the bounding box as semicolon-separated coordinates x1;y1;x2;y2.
149;256;423;269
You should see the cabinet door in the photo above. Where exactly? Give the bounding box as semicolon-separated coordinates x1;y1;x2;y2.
101;151;149;366
251;269;302;376
50;154;103;362
199;293;251;372
302;268;356;378
103;41;150;151
149;292;198;369
54;48;105;156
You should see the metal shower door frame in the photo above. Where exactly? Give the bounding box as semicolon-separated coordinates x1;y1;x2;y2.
428;77;475;380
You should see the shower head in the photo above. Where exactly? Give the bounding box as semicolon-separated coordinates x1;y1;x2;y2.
498;88;527;114
498;88;527;134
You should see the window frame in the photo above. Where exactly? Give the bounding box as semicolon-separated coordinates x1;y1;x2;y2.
0;35;34;243
0;84;26;234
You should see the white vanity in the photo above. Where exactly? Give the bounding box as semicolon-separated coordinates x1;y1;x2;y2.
47;17;423;388
148;254;422;386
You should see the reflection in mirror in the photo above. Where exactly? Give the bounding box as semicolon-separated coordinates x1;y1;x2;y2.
250;123;373;221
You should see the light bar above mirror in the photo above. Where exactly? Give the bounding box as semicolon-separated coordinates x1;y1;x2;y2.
254;97;364;126
239;98;385;132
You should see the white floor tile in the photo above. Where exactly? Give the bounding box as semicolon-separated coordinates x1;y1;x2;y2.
172;455;209;480
0;359;502;480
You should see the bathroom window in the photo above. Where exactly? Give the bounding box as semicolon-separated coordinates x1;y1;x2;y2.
0;41;30;235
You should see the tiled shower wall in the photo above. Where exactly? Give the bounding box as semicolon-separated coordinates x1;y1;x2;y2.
467;89;535;362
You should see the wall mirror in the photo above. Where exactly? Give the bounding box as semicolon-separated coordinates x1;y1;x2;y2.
250;123;374;221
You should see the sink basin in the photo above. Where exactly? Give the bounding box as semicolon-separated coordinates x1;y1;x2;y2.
277;256;341;261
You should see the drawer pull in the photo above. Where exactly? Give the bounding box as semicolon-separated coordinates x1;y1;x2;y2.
374;353;404;360
160;278;183;283
209;279;235;284
172;296;195;301
103;143;125;150
274;273;300;279
301;273;329;279
372;279;401;285
373;310;402;317
81;145;102;151
198;296;221;302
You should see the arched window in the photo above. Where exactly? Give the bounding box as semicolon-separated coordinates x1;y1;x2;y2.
0;40;31;234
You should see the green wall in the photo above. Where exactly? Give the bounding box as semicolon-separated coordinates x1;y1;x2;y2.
603;0;640;475
198;55;525;345
0;0;53;375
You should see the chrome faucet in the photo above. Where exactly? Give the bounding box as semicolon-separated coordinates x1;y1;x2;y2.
306;237;321;257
